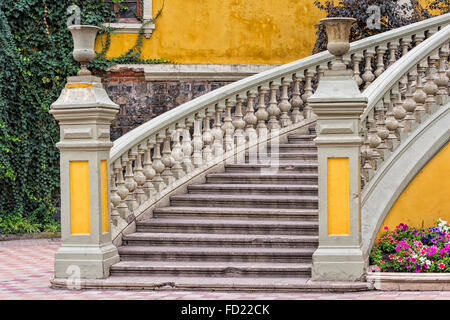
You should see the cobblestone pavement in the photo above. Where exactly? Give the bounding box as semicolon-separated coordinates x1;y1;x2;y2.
1;239;450;300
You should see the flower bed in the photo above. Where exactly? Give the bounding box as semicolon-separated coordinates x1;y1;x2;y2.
369;219;450;273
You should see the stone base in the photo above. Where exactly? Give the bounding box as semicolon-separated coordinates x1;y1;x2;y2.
366;272;450;291
311;247;367;281
54;242;120;279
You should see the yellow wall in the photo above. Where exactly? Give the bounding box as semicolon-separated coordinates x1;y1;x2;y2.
375;143;450;239
98;0;437;64
100;0;326;64
328;158;350;235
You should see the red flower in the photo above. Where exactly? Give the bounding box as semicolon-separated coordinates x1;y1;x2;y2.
397;257;403;262
389;254;394;260
439;263;445;270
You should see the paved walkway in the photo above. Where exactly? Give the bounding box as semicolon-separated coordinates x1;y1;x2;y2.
1;239;450;300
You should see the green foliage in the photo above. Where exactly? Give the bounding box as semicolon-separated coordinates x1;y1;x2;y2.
312;0;445;54
0;214;60;235
0;0;168;227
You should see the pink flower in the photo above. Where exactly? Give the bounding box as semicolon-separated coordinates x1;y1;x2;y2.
406;264;411;269
384;226;389;230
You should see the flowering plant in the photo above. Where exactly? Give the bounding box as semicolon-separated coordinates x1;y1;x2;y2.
369;219;450;273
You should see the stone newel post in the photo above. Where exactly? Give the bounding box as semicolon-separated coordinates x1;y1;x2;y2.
50;25;120;279
308;18;368;281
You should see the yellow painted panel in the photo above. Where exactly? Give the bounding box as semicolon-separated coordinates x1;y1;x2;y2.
100;160;109;234
376;143;450;239
328;158;350;235
97;0;327;64
70;161;90;235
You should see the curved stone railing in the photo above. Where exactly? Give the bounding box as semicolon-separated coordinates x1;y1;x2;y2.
360;24;449;190
109;13;450;240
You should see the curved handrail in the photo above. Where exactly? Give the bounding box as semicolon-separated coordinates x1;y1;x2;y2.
362;24;450;120
110;13;450;162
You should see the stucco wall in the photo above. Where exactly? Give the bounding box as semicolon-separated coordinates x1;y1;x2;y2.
375;143;450;239
100;0;327;64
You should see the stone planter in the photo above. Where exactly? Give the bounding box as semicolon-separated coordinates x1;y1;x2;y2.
367;272;450;291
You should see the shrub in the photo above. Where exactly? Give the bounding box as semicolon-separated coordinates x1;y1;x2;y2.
369;219;450;273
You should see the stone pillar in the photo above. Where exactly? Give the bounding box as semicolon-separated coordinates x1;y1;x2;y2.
307;17;367;281
50;75;120;279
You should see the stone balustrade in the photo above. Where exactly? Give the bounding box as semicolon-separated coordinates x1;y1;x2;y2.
109;14;450;242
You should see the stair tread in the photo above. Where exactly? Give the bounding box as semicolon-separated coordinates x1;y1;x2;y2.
171;194;318;201
52;276;372;291
154;206;317;214
138;218;318;226
226;163;318;167
124;232;318;241
111;261;312;269
188;184;318;190
208;172;318;177
119;246;316;254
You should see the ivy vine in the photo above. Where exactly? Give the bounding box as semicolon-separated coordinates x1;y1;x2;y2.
0;0;169;226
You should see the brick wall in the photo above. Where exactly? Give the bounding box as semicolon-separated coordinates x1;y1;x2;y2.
104;67;234;141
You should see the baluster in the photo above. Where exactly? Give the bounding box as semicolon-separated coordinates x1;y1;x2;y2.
278;78;292;127
385;91;399;150
134;144;147;204
400;36;412;57
290;74;304;123
212;103;224;159
161;129;175;186
268;82;281;130
182;117;194;173
362;49;375;89
317;64;328;82
352;53;363;87
413;33;425;46
143;137;156;199
413;59;428;120
255;86;269;158
388;42;398;67
124;150;138;212
403;68;417;132
435;44;449;105
361;120;374;172
110;168;121;227
114;159;129;220
171;123;185;179
375;100;389;153
302;70;314;118
192;112;204;168
368;111;381;166
202;109;214;164
223;98;236;154
393;88;406;135
245;90;258;164
424;54;438;112
152;133;166;192
374;45;387;78
233;94;247;164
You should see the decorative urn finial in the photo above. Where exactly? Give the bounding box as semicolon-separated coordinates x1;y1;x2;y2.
320;17;356;71
67;25;101;76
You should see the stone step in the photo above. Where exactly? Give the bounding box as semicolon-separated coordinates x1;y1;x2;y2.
206;172;318;185
170;194;318;209
287;134;316;142
123;232;319;248
118;246;316;263
188;183;318;196
51;275;372;292
153;206;318;221
265;144;317;152
225;163;318;173
136;218;318;235
110;261;312;278
246;152;318;161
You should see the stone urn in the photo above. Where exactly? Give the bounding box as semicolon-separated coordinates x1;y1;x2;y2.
320;17;356;70
67;25;101;76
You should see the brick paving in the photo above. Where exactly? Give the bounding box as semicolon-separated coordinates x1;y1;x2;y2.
0;239;450;300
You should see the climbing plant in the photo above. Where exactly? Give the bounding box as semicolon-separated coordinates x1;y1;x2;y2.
312;0;445;54
0;0;167;230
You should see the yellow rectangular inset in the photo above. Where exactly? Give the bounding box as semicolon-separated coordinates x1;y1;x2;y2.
327;158;350;235
100;160;109;234
69;161;90;234
65;83;93;89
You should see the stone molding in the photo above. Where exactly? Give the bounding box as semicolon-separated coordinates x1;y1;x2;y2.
367;272;450;291
107;64;278;81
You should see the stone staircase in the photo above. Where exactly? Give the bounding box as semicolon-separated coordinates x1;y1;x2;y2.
104;127;371;291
